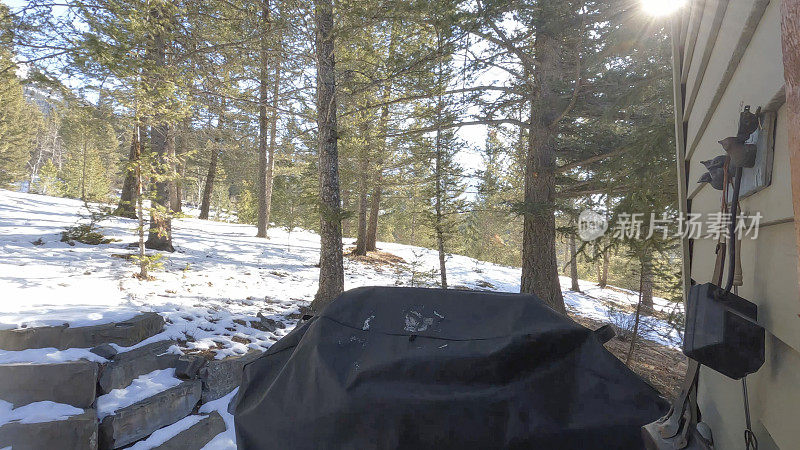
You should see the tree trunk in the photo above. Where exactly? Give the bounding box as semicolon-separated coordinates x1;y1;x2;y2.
781;0;800;298
640;252;654;312
167;131;178;213
596;243;603;284
434;31;448;289
435;158;448;289
437;230;448;289
172;120;188;213
626;262;646;366
145;23;174;253
134;122;147;279
199;130;220;220
263;55;281;234
256;0;271;238
354;124;370;256
365;176;381;251
174;155;185;213
520;29;565;313
311;0;344;311
114;126;139;218
365;103;390;252
365;31;397;252
146;122;175;252
600;245;609;288
569;233;580;292
354;177;368;255
81;140;87;201
341;188;351;238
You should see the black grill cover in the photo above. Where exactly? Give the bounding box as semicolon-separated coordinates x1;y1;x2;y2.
234;287;667;449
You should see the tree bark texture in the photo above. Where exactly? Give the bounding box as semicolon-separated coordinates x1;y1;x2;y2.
256;0;271;238
167;130;178;213
569;234;580;292
640;252;654;312
520;28;565;313
145;24;174;253
365;177;382;251
146;120;175;252
114;126;139;218
600;245;609;288
626;262;646;366
354;123;370;256
134;123;147;279
341;188;351;238
354;174;369;255
171;119;189;213
311;0;345;311
781;0;800;299
199;110;222;220
365;31;397;252
263;56;281;235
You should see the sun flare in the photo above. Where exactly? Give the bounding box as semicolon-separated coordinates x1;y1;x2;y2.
641;0;687;17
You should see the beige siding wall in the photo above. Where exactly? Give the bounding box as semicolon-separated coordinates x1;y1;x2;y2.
676;0;800;448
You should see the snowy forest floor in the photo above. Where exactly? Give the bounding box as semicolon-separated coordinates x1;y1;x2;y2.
0;189;686;399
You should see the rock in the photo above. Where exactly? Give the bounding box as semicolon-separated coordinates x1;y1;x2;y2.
256;312;286;332
0;361;98;408
200;350;262;403
152;411;226;450
0;312;165;351
98;340;179;394
0;409;97;450
255;312;276;332
174;355;206;380
99;380;201;449
91;343;118;360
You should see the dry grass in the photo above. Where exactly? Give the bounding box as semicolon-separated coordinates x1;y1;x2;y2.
345;247;407;267
181;340;226;361
231;335;251;345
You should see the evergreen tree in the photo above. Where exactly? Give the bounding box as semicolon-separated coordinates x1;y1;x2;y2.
311;0;345;310
59;103;117;201
0;49;41;186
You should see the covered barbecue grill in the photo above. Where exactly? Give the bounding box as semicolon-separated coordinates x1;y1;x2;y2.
234;286;667;449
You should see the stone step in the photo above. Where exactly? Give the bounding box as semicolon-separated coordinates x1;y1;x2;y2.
98;380;201;449
98;340;179;394
149;411;227;450
0;312;165;351
0;409;98;450
0;360;98;408
200;350;262;403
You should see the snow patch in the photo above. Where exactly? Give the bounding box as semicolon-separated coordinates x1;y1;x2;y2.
127;414;204;450
0;347;107;364
199;388;238;450
0;400;83;426
96;368;182;419
0;189;683;366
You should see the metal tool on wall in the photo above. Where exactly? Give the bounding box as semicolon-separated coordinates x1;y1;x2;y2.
645;106;766;450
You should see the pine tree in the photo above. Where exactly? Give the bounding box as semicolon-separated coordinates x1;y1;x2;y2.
311;0;345;310
59;103;117;201
0;49;41;186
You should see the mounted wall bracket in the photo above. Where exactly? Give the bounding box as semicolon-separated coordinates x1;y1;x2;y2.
736;110;777;199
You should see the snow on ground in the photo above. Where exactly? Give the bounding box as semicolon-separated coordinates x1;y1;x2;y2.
0;189;685;446
0;189;683;360
0;347;107;364
198;388;238;450
128;414;205;450
96;368;182;420
0;400;84;426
